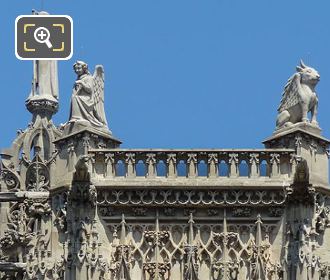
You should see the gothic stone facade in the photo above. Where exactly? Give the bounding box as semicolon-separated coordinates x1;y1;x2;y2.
1;58;330;280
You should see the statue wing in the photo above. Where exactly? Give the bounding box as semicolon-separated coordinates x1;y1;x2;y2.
277;73;301;112
92;65;108;126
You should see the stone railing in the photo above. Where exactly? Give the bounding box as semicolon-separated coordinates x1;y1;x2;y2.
88;149;296;181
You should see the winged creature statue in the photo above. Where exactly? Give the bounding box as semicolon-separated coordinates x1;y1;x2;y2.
276;60;320;130
68;61;109;132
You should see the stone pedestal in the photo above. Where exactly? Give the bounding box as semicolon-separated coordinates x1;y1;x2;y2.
263;123;330;187
53;127;121;188
25;96;59;123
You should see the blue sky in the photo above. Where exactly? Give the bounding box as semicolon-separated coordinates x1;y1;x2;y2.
1;0;330;149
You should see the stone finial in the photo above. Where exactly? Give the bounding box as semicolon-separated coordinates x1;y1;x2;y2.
26;60;59;118
188;212;195;245
120;214;127;245
25;11;59;119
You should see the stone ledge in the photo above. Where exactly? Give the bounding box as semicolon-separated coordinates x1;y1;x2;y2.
54;126;121;145
91;177;293;189
273;122;322;136
0;191;49;202
0;262;26;272
264;125;330;145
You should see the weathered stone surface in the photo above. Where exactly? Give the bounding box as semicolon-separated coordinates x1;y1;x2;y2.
276;60;320;131
1;54;330;280
264;127;330;186
65;61;110;135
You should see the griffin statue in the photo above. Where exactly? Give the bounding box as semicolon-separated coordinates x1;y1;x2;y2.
276;60;320;130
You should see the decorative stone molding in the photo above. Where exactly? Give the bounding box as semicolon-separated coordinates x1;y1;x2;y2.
0;168;20;192
25;98;59;116
25;156;50;192
97;189;287;207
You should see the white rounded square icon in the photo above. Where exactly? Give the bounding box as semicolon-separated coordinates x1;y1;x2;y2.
15;15;73;60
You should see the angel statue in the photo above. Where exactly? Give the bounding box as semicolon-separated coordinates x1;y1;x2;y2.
68;61;109;132
276;60;320;130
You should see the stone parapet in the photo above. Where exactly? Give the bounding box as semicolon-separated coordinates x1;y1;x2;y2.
86;148;295;181
264;126;330;186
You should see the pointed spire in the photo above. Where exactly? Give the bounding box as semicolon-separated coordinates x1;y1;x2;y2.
184;212;199;280
223;209;228;234
155;210;160;278
155;211;160;259
255;214;263;247
155;209;160;232
251;214;266;279
25;15;59;120
115;214;131;280
222;209;228;263
120;214;126;245
34;131;43;157
188;212;194;245
113;227;119;247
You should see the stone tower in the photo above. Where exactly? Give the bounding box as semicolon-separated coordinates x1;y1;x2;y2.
1;58;330;280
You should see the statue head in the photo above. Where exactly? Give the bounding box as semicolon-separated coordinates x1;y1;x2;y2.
73;61;89;76
296;60;320;86
32;10;49;15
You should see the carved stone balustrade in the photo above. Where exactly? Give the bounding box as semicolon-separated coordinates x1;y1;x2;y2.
88;149;295;187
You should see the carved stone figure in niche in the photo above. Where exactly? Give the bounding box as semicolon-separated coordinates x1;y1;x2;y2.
67;61;109;132
27;11;59;103
276;60;320;129
27;60;59;102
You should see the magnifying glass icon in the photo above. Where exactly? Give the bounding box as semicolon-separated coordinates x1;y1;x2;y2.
34;27;53;49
